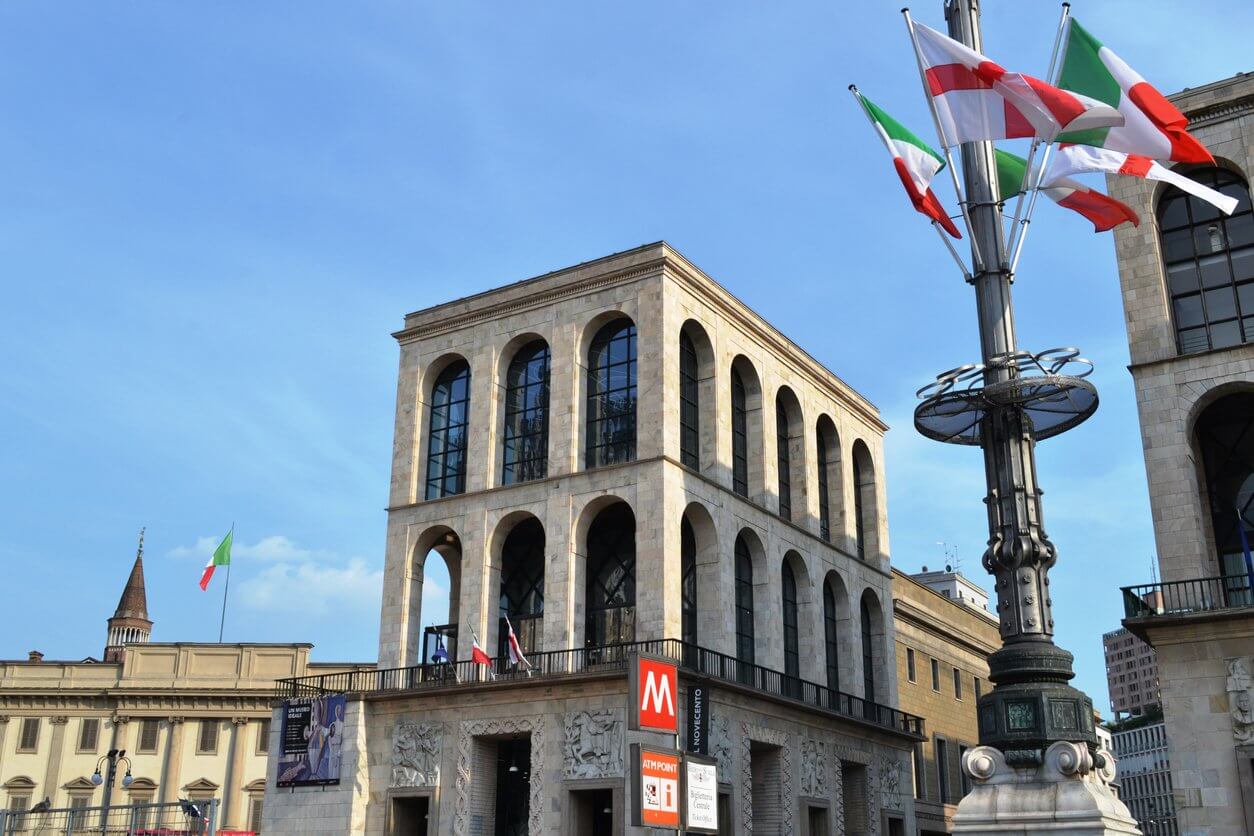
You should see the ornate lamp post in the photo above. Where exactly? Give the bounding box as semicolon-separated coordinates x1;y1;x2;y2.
91;749;134;832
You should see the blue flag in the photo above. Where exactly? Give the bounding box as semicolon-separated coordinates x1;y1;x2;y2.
1236;506;1254;594
431;634;450;664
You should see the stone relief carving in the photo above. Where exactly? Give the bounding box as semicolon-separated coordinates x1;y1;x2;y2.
391;722;441;788
740;723;794;835
800;738;826;797
832;757;845;836
1227;656;1254;744
454;716;544;836
708;715;732;774
563;710;623;778
877;757;902;811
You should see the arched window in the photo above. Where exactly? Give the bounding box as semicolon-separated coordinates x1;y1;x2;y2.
1195;392;1254;597
585;504;636;647
734;535;755;668
823;581;840;691
425;361;471;500
680;332;700;470
817;431;832;541
861;595;876;702
731;369;749;496
777;400;793;521
499;518;544;657
853;454;867;560
1158;168;1254;354
586;319;638;468
502;341;550;484
782;560;799;681
681;518;698;646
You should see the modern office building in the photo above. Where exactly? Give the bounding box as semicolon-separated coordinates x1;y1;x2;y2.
1102;626;1162;721
264;243;925;834
1111;71;1254;835
1110;721;1176;836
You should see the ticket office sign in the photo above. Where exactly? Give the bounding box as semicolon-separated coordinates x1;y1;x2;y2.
631;744;681;829
683;754;719;834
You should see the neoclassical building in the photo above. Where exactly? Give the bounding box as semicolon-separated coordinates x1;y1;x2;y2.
1112;72;1254;835
265;243;925;835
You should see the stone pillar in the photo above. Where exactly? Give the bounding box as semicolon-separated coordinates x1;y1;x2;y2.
0;716;9;778
158;717;185;805
221;717;249;829
110;715;131;756
42;717;69;807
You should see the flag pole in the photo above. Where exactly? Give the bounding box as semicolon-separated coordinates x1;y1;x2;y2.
1004;3;1071;260
1008;4;1074;277
218;523;233;643
901;7;985;274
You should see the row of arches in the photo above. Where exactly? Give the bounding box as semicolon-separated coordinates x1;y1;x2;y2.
407;497;891;703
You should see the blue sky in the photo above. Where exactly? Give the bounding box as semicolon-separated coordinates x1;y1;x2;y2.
1;1;1249;709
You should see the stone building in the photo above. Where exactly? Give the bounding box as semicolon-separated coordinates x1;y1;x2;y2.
0;541;369;833
1102;626;1161;721
264;243;925;835
891;569;999;835
1109;71;1254;835
1110;720;1176;836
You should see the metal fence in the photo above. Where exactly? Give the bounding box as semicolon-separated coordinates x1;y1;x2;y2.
1121;574;1254;619
0;800;219;836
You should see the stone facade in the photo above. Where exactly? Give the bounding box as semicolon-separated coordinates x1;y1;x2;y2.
1109;72;1254;836
892;570;999;835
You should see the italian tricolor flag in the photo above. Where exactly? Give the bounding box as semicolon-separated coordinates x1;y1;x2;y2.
853;89;961;238
996;150;1138;233
199;529;233;591
1047;145;1238;216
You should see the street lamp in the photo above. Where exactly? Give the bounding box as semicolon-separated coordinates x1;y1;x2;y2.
91;749;134;832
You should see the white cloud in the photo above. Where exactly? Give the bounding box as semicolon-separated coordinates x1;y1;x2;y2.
168;534;326;562
237;556;383;617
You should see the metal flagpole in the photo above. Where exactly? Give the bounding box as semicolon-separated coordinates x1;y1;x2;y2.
218;523;233;643
901;6;986;274
1003;3;1071;258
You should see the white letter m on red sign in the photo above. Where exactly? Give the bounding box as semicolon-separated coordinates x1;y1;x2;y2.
642;669;675;717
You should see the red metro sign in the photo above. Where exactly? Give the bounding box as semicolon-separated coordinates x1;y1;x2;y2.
629;653;679;734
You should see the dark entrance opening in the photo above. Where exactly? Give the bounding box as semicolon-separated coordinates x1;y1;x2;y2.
390;795;429;835
806;805;829;835
494;738;531;835
569;788;614;835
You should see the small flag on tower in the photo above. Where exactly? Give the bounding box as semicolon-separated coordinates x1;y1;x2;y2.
198;529;233;591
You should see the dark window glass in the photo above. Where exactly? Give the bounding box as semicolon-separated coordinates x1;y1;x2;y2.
953;667;963;700
853;455;867;560
823;581;840;692
731;370;749;496
777;401;792;520
937;738;951;803
734;536;755;667
499;518;545;657
502;341;550;485
1158;168;1254;354
975;677;982;700
681;518;698;646
1195;394;1254;597
817;430;831;541
782;561;800;684
679;332;700;470
906;647;916;682
861;597;876;702
585;504;636;646
425;360;471;500
931;658;940;691
586;320;637;468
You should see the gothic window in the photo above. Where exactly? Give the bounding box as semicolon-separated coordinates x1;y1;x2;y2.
823;581;840;692
732;370;749;496
782;560;800;681
425;360;471;500
680;332;700;470
499;518;545;657
861;595;876;702
585;504;636;647
502;341;550;485
817;430;832;541
681;517;698;646
586;320;637;468
1159;167;1254;354
777;400;793;520
1195;392;1254;594
734;536;756;671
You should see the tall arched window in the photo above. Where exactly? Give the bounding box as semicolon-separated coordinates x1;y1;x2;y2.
681;518;698;646
782;560;799;681
777;400;792;521
499;518;544;657
425;360;471;500
1196;392;1254;593
823;581;840;692
817;431;832;541
585;504;636;647
734;535;755;668
586;319;637;469
502;341;550;484
731;370;749;496
853;454;867;560
679;332;700;470
861;595;876;702
1158;168;1254;354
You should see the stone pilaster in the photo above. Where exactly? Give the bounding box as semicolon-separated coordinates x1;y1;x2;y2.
221;717;249;829
42;717;69;806
158;717;185;805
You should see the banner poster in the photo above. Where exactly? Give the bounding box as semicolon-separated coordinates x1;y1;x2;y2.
277;694;347;787
683;754;719;834
686;681;709;754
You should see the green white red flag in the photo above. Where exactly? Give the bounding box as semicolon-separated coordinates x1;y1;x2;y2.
912;21;1122;145
199;529;233;591
1057;18;1213;163
1047;145;1238;216
996;150;1137;233
853;88;961;238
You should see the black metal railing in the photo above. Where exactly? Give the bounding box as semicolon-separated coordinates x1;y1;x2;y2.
275;638;924;738
1121;573;1254;620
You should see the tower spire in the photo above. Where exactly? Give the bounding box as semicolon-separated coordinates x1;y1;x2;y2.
104;527;154;662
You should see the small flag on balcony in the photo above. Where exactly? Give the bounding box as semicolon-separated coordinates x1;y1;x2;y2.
431;634;450;664
504;617;531;670
1236;507;1254;593
470;632;492;666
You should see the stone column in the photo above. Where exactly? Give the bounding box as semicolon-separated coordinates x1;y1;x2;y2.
0;716;9;778
110;715;131;758
221;718;249;829
158;717;185;805
42;717;69;807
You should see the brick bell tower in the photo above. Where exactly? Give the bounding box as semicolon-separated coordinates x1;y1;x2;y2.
104;528;153;663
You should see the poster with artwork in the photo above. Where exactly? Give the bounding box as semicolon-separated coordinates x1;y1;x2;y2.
277;694;347;787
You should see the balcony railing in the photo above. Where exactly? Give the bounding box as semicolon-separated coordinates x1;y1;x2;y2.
1121;573;1254;620
275;637;924;738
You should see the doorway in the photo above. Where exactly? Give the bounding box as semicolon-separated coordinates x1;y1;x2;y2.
390;795;429;835
494;738;531;835
569;788;615;835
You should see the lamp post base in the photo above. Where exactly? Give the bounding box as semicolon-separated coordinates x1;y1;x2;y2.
953;742;1141;834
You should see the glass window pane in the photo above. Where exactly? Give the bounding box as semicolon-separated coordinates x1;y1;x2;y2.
1231;246;1254;282
1191;195;1221;224
1205;287;1238;321
1219;180;1252;214
1179;326;1209;354
1227;213;1254;249
1195;223;1228;258
1199;253;1232;288
1157;196;1189;230
1211;319;1241;349
1161;228;1194;263
1167;262;1199;295
1175;295;1204;328
1238;283;1254;318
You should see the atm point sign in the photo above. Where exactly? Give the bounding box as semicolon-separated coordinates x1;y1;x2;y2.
629;653;679;734
632;744;681;828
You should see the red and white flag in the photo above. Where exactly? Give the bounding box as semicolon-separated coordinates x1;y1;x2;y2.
504;618;531;669
913;22;1123;146
1047;145;1238;216
470;634;492;666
